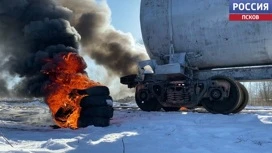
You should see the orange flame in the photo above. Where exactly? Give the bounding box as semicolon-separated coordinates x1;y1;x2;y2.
42;52;100;129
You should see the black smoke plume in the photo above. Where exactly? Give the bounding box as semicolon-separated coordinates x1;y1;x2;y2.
0;0;80;97
0;0;148;98
59;0;149;77
0;78;9;96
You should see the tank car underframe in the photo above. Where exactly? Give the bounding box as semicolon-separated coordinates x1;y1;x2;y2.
119;60;267;114
129;73;249;114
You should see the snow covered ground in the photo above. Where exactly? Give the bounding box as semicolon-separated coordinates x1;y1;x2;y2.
0;101;272;153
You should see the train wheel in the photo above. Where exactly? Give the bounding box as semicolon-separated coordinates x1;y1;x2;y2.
163;107;180;112
232;82;249;113
201;76;243;114
135;89;162;111
135;97;162;111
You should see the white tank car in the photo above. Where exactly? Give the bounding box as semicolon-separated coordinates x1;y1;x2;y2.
141;0;272;68
121;0;272;114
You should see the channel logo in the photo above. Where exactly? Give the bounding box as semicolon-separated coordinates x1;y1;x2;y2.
229;0;272;21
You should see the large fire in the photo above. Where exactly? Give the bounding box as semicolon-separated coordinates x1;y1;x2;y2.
42;52;100;129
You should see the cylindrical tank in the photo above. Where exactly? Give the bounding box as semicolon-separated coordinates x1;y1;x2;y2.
141;0;272;69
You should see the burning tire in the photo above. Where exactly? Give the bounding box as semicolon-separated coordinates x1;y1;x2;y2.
84;86;110;96
54;104;75;123
79;117;110;127
80;96;113;107
91;117;110;127
80;106;114;118
79;105;113;128
78;93;114;128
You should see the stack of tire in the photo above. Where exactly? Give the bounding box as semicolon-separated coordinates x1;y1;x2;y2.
78;86;114;128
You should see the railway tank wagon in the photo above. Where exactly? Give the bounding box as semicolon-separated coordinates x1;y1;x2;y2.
121;0;272;114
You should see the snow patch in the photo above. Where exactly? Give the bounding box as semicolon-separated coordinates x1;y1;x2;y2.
89;132;138;145
0;101;272;153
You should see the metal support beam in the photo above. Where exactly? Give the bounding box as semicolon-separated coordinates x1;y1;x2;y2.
195;66;272;81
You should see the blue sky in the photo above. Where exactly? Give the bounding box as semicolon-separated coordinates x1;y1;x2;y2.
106;0;142;41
